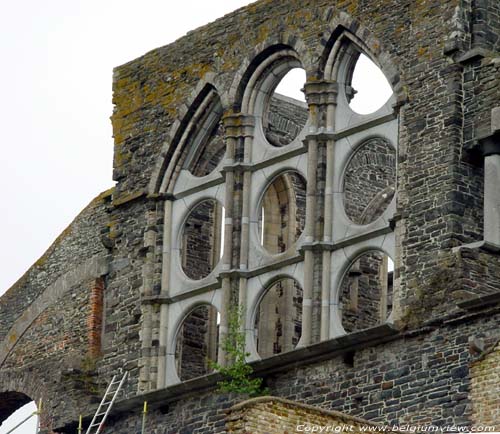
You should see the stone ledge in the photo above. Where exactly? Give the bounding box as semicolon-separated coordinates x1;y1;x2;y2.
252;324;400;376
456;47;491;65
452;240;500;254
457;291;500;310
112;190;146;207
478;130;500;157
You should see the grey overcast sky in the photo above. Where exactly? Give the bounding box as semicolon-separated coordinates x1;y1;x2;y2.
0;0;257;297
0;1;254;432
0;1;391;432
0;0;391;298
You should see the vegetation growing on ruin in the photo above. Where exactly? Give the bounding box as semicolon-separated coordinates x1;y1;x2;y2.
209;306;267;397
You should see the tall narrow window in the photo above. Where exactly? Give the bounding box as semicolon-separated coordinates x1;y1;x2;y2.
175;305;219;381
254;278;303;358
181;200;224;280
340;251;394;333
259;172;306;253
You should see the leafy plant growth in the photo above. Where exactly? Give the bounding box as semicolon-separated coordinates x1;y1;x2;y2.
209;305;267;396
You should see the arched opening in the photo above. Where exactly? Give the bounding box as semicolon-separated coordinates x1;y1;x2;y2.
188;118;225;177
343;137;396;225
175;304;219;381
254;278;303;359
263;67;308;147
348;54;393;115
182;92;225;178
340;251;394;333
259;172;306;254
237;46;309;148
157;86;225;193
181;199;224;280
0;393;37;434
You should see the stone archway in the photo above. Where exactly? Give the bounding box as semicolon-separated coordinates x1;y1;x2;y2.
0;391;33;426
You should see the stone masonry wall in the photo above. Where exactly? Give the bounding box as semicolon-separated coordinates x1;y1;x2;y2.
0;190;111;342
1;278;102;423
472;0;500;52
98;198;153;398
0;190;112;430
182;199;219;280
83;311;499;433
265;94;308;147
1;0;499;431
176;305;212;381
341;252;388;333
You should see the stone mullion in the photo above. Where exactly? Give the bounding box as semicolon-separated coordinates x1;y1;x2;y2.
304;81;338;343
218;119;235;366
302;142;317;346
222;114;255;358
238;120;255;346
301;82;320;346
157;199;172;389
139;205;160;393
484;153;500;246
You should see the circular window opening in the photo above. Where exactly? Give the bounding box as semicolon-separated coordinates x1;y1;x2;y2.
175;305;219;381
181;199;224;280
340;251;394;333
348;54;393;115
259;171;306;254
254;278;303;359
263;68;308;147
343;137;396;225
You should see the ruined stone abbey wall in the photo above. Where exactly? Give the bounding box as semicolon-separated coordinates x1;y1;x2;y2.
1;0;499;432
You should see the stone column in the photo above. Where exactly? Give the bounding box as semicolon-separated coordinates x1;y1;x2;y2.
237;117;255;341
218;114;254;365
157;199;172;389
139;207;159;392
480;107;500;247
482;139;500;247
217;120;236;366
303;80;338;343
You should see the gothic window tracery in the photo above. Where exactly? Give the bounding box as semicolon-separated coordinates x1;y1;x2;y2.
157;32;399;387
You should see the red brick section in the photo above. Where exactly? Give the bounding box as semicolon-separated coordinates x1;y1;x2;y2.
87;277;104;357
225;396;396;434
470;341;500;429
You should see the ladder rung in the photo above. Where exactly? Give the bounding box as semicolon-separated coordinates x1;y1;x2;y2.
85;371;127;434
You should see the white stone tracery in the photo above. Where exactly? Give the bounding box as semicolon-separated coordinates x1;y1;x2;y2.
156;32;399;388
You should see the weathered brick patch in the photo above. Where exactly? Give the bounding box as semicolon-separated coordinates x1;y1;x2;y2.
470;341;500;429
225;396;395;433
